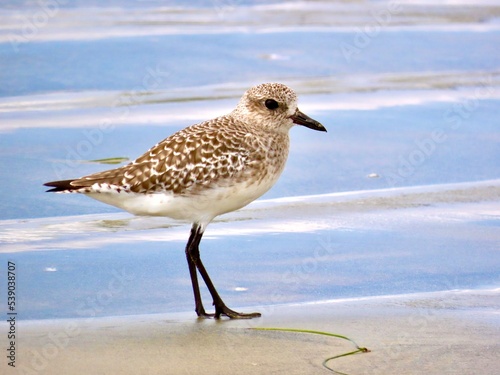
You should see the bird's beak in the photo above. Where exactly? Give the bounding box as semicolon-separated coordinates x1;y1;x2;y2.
290;109;327;132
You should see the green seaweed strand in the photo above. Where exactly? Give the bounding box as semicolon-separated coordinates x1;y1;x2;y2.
87;157;129;165
251;327;369;374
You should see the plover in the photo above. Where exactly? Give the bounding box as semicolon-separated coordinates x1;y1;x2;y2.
45;83;326;319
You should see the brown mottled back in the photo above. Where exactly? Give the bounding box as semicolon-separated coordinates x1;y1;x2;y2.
60;114;283;195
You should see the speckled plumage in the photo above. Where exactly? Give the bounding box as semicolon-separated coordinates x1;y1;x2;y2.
45;82;326;319
45;83;325;225
67;115;286;196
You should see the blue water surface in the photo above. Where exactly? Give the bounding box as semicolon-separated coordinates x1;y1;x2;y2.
0;1;499;320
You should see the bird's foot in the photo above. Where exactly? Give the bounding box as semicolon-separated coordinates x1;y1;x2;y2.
195;301;261;320
195;305;215;319
214;304;261;319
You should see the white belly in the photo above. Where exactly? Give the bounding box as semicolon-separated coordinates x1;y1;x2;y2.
85;174;278;224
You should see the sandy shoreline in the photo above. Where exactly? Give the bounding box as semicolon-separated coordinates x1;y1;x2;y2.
6;289;498;375
2;1;499;374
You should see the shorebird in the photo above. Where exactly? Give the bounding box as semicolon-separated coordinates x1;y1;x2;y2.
45;83;326;319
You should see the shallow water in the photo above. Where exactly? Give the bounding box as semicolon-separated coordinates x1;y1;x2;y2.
0;1;499;320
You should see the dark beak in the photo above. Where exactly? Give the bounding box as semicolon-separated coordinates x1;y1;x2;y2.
290;109;327;132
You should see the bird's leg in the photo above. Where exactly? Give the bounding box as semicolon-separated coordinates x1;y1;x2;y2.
195;256;262;319
186;224;261;319
185;224;212;318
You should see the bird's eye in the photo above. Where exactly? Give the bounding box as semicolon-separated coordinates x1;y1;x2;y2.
265;99;279;110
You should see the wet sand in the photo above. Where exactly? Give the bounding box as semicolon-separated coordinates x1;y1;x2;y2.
2;2;499;374
11;289;499;375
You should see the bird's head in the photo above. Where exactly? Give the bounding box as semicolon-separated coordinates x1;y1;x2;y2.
232;83;326;133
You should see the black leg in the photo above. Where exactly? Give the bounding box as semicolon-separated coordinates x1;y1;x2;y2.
185;223;261;319
185;224;212;317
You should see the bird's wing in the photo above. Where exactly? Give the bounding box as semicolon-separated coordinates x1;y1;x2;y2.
45;116;263;195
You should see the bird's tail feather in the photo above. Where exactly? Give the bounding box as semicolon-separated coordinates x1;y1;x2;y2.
44;179;77;192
